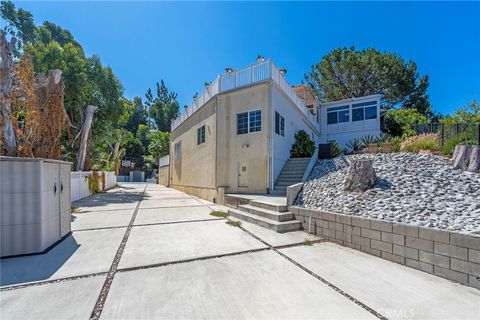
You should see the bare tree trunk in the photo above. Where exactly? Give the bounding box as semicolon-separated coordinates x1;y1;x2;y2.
0;31;17;155
112;140;120;161
76;105;97;171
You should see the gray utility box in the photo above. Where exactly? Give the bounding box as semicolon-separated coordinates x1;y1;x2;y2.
0;157;72;257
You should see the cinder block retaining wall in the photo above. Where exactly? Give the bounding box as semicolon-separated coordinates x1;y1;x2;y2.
290;206;480;289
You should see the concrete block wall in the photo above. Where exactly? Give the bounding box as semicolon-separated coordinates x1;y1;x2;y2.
290;206;480;289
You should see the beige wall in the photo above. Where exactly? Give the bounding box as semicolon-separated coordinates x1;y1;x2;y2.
169;82;272;203
170;99;217;201
216;83;270;194
157;165;169;186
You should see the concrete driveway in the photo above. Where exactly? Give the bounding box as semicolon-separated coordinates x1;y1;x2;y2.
1;183;479;320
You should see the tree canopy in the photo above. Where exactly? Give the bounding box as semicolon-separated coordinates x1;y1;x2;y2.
305;46;432;116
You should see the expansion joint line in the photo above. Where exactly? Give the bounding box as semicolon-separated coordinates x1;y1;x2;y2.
237;225;388;320
89;184;148;320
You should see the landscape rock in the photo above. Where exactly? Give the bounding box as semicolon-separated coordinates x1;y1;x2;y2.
295;153;480;234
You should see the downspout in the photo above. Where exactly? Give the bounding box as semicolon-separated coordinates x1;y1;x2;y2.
268;80;273;194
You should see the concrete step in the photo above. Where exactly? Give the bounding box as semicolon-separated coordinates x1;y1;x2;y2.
269;189;286;196
277;170;305;175
239;204;293;222
286;158;311;163
282;164;309;169
275;181;298;187
274;186;287;191
249;200;287;213
228;209;302;233
275;177;302;183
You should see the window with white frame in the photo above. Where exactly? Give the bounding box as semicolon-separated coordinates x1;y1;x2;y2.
327;105;349;125
237;110;262;134
174;141;182;162
275;111;285;137
197;125;205;145
352;101;377;122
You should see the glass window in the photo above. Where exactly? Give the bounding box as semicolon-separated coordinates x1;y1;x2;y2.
237;112;248;135
327;112;337;124
352;101;377;122
197;125;205;145
275;111;285;137
174;141;182;162
275;111;280;135
327;105;349;125
365;106;377;119
280;116;285;136
249;110;261;132
352;108;364;122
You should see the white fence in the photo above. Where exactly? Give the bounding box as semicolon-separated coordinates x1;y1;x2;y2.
158;155;170;167
171;59;316;131
71;171;117;202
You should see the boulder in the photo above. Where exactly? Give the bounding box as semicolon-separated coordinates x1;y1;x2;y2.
344;159;377;192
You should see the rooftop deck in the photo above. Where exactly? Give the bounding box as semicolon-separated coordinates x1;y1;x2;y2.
171;59;316;131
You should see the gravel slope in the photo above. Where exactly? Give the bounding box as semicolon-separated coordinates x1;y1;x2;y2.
295;153;480;234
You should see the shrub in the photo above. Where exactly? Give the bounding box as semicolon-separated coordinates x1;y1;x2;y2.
346;138;363;153
400;134;440;153
389;136;402;152
290;130;315;158
376;133;391;144
441;134;478;156
329;140;343;157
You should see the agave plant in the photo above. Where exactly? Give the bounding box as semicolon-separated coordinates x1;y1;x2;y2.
361;134;377;147
376;133;391;143
346;138;363;153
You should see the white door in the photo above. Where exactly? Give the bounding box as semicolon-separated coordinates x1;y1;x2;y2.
238;162;248;187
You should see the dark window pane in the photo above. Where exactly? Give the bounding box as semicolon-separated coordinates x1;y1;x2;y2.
237;112;248;134
280;116;285;136
249;110;261;132
275;112;279;134
352;108;364;122
327;105;349;112
327;112;337;124
365;106;377;119
339;110;349;123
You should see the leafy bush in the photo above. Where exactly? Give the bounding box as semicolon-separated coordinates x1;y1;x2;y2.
384;108;429;137
376;133;391;144
441;134;478;156
400;134;440;153
346;138;363;153
389;136;402;152
290;130;315;158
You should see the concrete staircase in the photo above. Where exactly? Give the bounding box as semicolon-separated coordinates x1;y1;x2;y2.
227;197;301;233
272;158;310;195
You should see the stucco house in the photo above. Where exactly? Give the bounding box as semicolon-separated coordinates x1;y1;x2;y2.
168;57;381;204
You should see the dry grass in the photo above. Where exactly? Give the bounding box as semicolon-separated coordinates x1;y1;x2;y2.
400;134;440;153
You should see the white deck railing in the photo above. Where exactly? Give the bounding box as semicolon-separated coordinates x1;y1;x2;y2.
171;59;316;131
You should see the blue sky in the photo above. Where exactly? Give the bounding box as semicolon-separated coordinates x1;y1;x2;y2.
9;1;480;115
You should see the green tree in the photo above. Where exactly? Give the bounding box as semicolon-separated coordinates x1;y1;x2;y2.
290;130;315;158
383;108;429;137
145;80;179;131
148;131;170;158
125;97;148;134
442;101;480;124
305;46;432;116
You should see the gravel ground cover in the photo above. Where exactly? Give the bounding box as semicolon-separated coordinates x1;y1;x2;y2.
295;153;480;234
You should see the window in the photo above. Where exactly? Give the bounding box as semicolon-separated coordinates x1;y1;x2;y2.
327;105;349;125
249;110;261;132
237;112;248;134
237;110;262;135
352;101;377;122
197;125;205;145
275;111;285;137
174;141;182;162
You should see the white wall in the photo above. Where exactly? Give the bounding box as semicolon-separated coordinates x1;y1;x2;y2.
271;84;320;188
319;95;381;148
71;171;117;202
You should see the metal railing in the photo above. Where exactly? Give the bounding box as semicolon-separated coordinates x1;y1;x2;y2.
171;59;316;131
413;123;480;145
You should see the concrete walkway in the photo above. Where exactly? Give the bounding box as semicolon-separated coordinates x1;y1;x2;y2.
1;183;479;319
